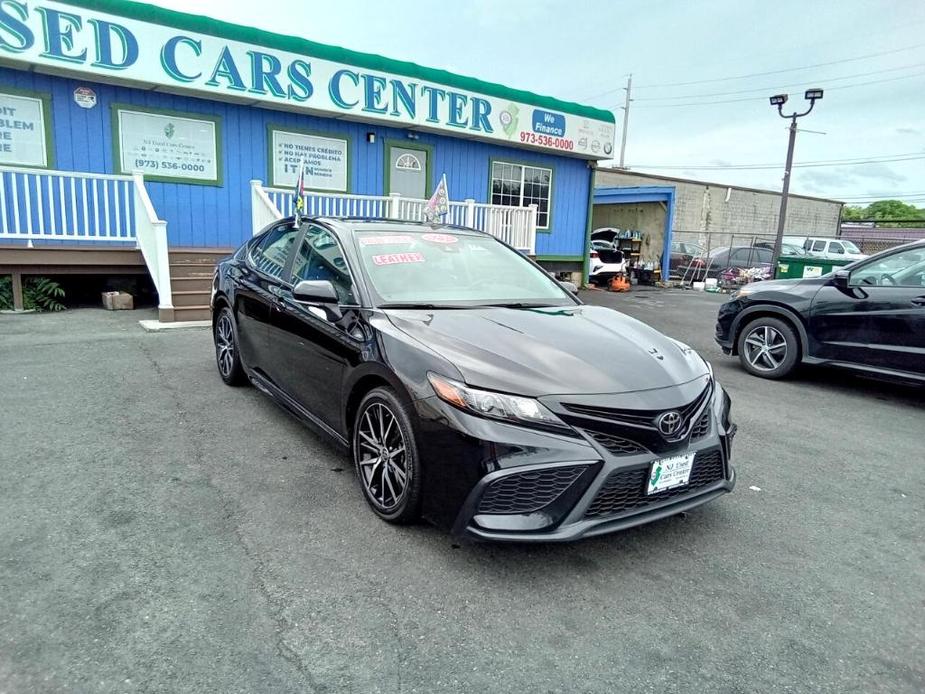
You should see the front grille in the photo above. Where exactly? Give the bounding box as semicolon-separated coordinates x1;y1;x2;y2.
561;382;712;438
477;465;587;515
584;449;725;519
690;410;711;440
585;430;648;456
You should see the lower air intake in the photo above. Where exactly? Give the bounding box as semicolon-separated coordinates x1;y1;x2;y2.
584;449;725;519
478;465;587;515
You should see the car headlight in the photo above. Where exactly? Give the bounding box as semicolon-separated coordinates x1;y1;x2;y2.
427;372;569;431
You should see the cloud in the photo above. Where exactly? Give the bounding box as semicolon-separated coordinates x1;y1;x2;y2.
895;127;921;136
797;165;908;197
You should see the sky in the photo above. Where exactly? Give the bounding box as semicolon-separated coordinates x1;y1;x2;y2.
147;0;925;206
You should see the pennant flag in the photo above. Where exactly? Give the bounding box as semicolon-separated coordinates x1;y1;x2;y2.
423;174;450;225
292;157;306;227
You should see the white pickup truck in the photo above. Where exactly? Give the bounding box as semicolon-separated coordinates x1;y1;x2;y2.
784;236;868;261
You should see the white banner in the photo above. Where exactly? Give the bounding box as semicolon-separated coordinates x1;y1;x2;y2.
0;92;48;167
0;1;615;159
115;108;219;183
271;130;348;191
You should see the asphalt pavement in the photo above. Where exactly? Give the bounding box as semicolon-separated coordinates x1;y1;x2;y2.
0;292;922;693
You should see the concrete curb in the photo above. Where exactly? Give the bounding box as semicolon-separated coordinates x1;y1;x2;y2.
139;319;211;332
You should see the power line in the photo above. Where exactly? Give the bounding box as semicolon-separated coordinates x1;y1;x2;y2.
630;62;925;101
626;70;925;109
631;153;925;171
632;41;925;89
838;191;925;200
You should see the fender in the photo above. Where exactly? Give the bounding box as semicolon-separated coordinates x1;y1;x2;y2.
730;303;815;361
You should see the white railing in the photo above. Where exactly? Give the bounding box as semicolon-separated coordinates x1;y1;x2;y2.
0;165;173;311
0;166;136;244
256;183;537;254
250;179;285;232
131;171;172;310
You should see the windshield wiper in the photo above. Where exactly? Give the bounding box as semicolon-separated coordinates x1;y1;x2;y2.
483;302;556;309
378;303;473;309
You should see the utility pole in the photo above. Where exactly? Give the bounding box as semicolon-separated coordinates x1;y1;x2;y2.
618;74;632;169
768;88;823;273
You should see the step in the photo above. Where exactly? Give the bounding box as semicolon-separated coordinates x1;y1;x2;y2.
167;304;212;322
171;276;214;291
171;289;212;307
170;263;216;279
168;248;235;265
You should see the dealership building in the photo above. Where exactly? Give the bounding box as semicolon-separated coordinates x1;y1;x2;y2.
0;0;614;320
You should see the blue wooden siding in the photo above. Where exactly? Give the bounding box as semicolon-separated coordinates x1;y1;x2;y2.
0;68;590;256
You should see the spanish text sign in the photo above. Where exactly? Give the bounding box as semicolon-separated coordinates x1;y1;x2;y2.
0;92;48;167
271;130;348;190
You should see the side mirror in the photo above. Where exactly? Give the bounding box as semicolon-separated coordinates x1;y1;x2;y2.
561;280;579;294
292;279;338;304
832;269;850;290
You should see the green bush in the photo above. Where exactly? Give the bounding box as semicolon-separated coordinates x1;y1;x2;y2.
0;275;66;312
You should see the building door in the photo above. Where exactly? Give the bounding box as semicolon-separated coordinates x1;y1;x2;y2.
388;145;428;198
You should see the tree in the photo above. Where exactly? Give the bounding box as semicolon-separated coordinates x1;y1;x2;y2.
840;199;925;227
841;205;865;221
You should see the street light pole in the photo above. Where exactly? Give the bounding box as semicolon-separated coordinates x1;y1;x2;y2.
773;117;798;266
769;88;823;274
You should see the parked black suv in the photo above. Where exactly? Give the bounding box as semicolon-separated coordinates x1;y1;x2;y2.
715;240;925;382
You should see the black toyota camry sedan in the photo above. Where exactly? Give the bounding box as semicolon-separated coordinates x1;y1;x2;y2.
716;240;925;383
211;217;736;542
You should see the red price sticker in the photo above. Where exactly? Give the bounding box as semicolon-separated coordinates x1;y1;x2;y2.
372;252;425;266
421;233;458;244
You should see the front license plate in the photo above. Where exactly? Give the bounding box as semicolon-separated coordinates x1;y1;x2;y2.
647;453;695;494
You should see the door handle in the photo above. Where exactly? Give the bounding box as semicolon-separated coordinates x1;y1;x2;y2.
912;296;925;306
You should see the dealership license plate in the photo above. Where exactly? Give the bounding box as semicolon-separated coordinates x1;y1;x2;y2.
646;453;696;494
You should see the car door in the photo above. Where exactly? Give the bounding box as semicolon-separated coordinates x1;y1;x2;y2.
235;222;301;373
266;223;365;432
809;246;925;374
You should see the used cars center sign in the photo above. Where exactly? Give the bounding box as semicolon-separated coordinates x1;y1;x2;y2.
0;0;615;159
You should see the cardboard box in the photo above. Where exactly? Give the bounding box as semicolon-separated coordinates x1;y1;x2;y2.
102;291;134;310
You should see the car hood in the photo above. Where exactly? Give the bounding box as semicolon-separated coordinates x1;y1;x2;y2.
384;305;709;397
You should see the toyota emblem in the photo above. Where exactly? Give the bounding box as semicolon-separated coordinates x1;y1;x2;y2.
656;410;682;437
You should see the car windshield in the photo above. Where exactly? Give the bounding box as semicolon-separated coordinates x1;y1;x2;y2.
841;240;862;254
353;228;574;308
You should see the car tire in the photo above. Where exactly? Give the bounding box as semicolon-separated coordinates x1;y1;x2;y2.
737;316;799;379
213;306;248;386
352;387;423;524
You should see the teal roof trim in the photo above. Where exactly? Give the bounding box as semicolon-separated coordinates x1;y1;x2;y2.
63;0;615;124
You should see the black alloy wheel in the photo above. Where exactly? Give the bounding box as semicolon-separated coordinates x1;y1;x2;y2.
214;306;247;386
737;316;799;379
353;387;422;524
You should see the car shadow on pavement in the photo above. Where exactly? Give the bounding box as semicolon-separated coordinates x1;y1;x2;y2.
790;365;922;408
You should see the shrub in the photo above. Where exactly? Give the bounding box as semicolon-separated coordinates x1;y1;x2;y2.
0;275;66;312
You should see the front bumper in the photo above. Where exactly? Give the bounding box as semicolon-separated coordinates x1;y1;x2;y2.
415;382;736;543
714;298;744;353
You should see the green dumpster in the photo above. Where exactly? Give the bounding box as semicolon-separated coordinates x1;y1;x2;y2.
775;255;854;280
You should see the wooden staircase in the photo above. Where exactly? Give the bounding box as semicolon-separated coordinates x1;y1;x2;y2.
160;248;234;322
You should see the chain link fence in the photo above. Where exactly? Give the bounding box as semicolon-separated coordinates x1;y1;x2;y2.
667;229;914;284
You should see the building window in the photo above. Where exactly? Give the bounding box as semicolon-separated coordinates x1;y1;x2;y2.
490;161;552;229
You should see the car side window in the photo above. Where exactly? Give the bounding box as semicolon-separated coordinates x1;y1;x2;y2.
851;248;925;287
250;223;300;280
291;225;357;304
829;242;844;254
812;240;826;252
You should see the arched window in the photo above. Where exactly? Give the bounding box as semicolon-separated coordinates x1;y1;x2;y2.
395;153;422;171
